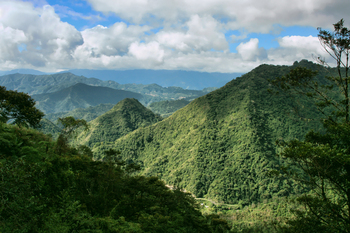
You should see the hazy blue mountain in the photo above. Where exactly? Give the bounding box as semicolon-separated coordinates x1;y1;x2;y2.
66;69;243;90
32;83;143;113
44;103;115;123
0;69;49;76
0;72;214;104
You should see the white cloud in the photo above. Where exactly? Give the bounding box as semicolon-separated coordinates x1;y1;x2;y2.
128;41;164;64
264;35;332;66
86;0;350;32
0;1;83;70
155;15;228;53
0;0;344;73
75;23;150;57
237;38;267;61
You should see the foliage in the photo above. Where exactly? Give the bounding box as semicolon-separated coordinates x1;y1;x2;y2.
93;60;333;205
0;85;44;128
58;116;89;139
0;122;230;232
149;99;191;117
269;19;350;232
75;98;162;151
45;103;115;123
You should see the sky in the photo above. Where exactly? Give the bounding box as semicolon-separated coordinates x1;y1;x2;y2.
0;0;349;73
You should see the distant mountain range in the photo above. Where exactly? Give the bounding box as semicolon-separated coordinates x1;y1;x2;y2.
0;72;215;113
0;68;243;90
32;83;143;114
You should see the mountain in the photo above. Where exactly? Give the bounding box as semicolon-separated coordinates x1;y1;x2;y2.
0;72;104;95
0;69;49;76
66;69;243;90
148;99;191;117
92;60;331;204
0;72;214;106
32;83;143;113
75;98;162;155
44;103;115;123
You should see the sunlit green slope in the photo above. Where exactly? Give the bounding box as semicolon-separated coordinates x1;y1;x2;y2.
93;60;333;204
76;98;162;154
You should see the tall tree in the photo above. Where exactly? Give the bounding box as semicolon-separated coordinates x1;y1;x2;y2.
0;86;44;128
270;19;350;232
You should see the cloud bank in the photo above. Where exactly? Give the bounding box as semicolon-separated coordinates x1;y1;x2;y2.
0;0;348;72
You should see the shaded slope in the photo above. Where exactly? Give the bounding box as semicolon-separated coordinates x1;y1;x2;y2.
38;118;61;137
76;98;162;153
94;60;330;204
44;103;115;123
32;83;143;113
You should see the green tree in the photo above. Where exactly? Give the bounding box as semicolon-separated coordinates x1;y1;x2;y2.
55;116;89;155
270;19;350;232
0;86;44;128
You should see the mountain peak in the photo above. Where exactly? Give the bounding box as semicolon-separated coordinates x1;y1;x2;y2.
76;98;162;149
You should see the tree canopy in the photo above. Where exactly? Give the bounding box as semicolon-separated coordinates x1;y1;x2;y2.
0;86;44;128
270;19;350;232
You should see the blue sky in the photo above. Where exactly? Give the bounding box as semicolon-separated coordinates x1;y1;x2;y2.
0;0;349;73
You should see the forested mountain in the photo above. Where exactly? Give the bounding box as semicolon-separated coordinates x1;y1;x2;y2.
1;122;229;232
75;98;162;152
67;69;242;90
32;83;143;113
0;72;213;106
149;99;191;117
44;103;115;123
93;60;333;204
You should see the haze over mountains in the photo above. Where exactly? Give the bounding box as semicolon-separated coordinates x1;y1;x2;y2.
0;72;214;112
0;69;243;90
32;83;143;114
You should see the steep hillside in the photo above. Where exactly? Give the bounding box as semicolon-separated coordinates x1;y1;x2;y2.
32;83;143;113
93;60;332;204
149;99;191;117
76;98;162;154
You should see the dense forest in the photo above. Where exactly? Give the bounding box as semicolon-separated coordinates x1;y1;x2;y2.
0;105;230;232
2;19;350;232
93;60;327;204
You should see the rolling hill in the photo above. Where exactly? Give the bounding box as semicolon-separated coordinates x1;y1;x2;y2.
92;60;331;204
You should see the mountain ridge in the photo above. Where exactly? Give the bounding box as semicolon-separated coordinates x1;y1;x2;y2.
32;83;143;113
76;98;163;155
91;60;330;204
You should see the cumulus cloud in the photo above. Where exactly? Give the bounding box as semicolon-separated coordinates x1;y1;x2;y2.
128;41;165;64
0;0;344;73
75;23;150;57
265;35;330;66
0;1;83;70
237;38;267;61
155;15;228;53
86;0;350;32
